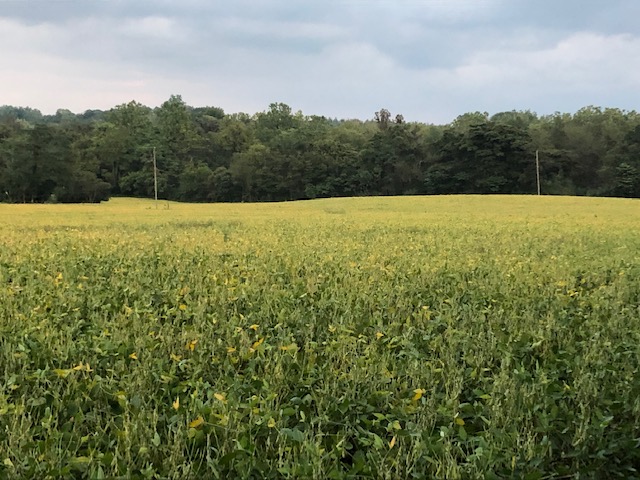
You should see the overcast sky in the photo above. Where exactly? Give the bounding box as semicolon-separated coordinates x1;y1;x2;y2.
2;0;639;123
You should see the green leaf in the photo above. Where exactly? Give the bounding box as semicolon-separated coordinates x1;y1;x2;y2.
281;428;304;443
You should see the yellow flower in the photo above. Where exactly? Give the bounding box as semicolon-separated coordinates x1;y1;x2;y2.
186;339;198;351
129;352;138;360
214;393;226;403
249;324;259;331
179;304;187;311
226;347;236;353
170;353;182;362
389;436;397;449
376;332;384;340
267;418;277;428
72;362;93;372
412;388;425;401
172;397;180;410
189;416;204;429
251;337;264;350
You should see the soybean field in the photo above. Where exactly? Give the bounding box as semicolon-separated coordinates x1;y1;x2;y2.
1;196;639;479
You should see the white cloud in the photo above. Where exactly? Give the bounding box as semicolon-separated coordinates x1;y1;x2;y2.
440;32;640;91
0;17;187;112
119;16;183;40
345;0;503;26
403;31;640;120
217;17;347;41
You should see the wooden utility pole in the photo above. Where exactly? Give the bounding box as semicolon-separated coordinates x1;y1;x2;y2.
535;150;541;195
152;147;158;206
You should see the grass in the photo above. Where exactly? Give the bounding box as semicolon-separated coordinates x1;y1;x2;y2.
1;195;639;479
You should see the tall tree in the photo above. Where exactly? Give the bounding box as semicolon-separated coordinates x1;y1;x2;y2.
362;112;427;195
426;120;533;194
155;95;197;197
96;101;153;194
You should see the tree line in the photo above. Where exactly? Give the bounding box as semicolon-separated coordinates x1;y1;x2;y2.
1;97;639;203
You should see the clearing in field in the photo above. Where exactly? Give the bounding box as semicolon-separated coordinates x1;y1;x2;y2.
1;195;639;479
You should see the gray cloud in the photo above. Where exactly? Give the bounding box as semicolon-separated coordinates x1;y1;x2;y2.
1;0;639;123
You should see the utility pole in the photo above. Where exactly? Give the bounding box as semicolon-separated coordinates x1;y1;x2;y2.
152;147;158;206
535;150;541;195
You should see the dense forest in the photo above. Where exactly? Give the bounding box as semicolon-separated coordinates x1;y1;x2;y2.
1;96;639;203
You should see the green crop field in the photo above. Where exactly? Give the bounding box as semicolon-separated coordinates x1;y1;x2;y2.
1;196;639;479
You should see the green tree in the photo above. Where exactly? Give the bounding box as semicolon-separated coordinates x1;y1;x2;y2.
362;114;428;195
426;120;533;194
209;166;240;202
53;123;110;202
614;162;640;197
177;162;214;202
229;144;271;202
1;124;73;202
155;95;198;197
254;103;301;146
95;101;153;194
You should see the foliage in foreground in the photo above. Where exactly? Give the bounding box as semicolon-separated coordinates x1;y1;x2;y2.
0;196;639;479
